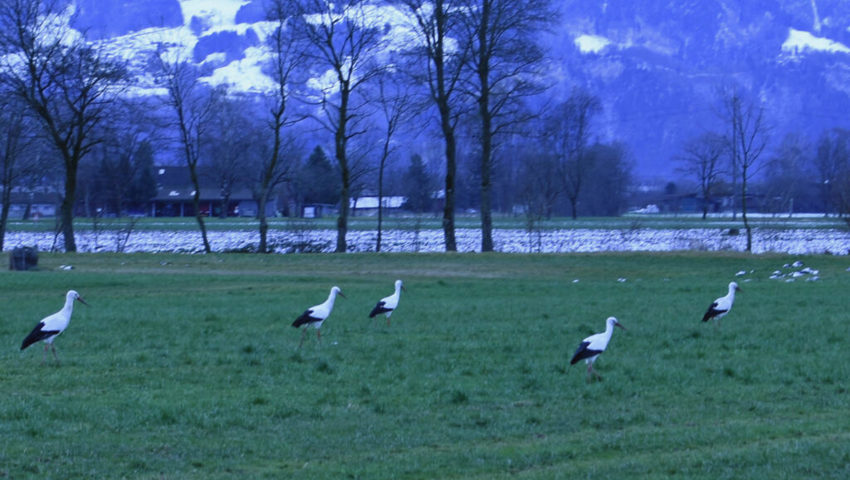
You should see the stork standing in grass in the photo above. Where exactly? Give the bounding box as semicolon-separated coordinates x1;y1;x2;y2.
292;286;345;348
570;316;626;382
702;281;741;328
21;290;88;364
369;279;405;326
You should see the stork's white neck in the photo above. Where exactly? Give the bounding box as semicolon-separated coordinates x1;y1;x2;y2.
603;319;616;339
62;295;76;315
325;289;339;309
727;285;737;300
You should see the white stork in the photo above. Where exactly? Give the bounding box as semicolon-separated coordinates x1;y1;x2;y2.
570;316;626;382
291;286;345;348
20;290;88;364
368;279;405;326
702;281;741;327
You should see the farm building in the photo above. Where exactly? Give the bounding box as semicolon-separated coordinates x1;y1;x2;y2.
150;166;277;218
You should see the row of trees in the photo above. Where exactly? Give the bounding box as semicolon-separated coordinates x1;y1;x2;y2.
1;0;848;255
0;0;570;253
677;86;850;251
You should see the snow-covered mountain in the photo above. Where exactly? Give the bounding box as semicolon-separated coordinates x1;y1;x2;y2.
66;0;850;177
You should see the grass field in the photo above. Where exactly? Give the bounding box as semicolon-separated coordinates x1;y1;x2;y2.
1;252;849;478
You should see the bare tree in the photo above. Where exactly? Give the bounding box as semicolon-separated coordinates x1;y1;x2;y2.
398;0;471;251
582;142;632;216
290;0;385;253
763;133;807;217
204;96;254;219
460;0;553;251
254;0;307;253
0;0;129;252
373;74;415;252
677;132;725;219
517;146;559;240
546;87;602;219
82;99;158;217
720;88;769;252
815;128;850;219
154;50;220;253
0;94;41;250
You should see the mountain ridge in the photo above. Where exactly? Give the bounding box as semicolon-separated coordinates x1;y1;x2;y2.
65;0;850;177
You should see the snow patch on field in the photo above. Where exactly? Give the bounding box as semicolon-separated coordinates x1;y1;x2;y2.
6;228;850;255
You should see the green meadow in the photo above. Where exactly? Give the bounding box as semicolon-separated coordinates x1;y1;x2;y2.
1;252;849;479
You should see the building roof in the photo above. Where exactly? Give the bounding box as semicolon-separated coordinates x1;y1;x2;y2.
153;187;254;202
350;195;406;209
154;166;254;202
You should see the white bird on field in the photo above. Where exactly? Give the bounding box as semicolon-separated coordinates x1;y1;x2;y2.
369;279;405;326
702;281;741;327
20;290;88;364
570;316;626;382
291;286;345;348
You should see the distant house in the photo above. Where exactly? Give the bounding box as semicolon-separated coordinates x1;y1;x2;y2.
0;189;61;219
151;166;275;218
349;195;407;216
659;193;723;215
302;203;337;218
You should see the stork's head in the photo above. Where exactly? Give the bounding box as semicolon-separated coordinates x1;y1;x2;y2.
608;316;626;331
68;290;89;306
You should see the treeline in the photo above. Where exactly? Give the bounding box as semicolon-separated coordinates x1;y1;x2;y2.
1;0;848;254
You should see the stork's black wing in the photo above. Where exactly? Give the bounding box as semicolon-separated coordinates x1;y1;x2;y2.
20;322;60;350
570;341;602;365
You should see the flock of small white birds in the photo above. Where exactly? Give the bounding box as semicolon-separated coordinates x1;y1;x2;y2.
20;279;740;381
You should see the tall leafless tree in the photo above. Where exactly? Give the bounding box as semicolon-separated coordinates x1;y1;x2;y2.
254;0;307;253
398;0;471;251
290;0;385;253
0;94;41;250
154;50;219;253
721;88;769;252
0;0;129;252
677;132;725;219
460;0;553;251
203;96;254;219
763;133;807;217
815;128;850;219
373;74;415;252
546;87;601;220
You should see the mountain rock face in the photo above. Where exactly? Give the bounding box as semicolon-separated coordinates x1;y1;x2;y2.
560;0;850;175
72;0;183;38
68;0;850;176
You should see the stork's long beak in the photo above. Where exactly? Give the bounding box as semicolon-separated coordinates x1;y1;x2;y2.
736;286;742;292
77;296;89;306
615;323;626;331
338;292;347;299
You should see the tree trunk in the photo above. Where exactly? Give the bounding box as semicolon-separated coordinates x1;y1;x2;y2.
442;130;457;252
220;194;231;219
60;163;77;251
569;196;578;220
477;0;494;253
438;97;457;252
257;190;270;253
376;161;384;253
335;90;350;253
188;169;211;253
0;189;10;251
741;174;752;252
